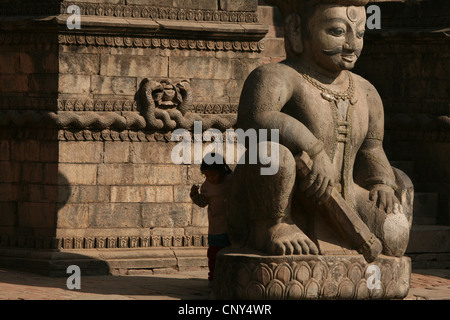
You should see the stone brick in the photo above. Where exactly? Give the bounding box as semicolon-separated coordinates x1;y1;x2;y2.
39;141;58;163
59;185;110;204
21;163;43;184
142;203;191;228
17;202;56;229
0;52;19;74
220;0;258;11
104;141;130;163
100;55;168;77
110;186;173;203
0;162;20;183
58;74;91;94
173;0;218;10
0;183;18;202
169;57;232;80
174;185;191;203
57;204;89;229
28;185;58;203
129;142;175;164
29;74;58;94
0;202;17;226
0;141;9;161
59;141;103;163
11;140;40;162
127;0;172;6
0;75;28;93
59;53;100;75
91;76;137;95
88;203;142;228
43;163;59;185
58;164;98;185
98;164;184;185
232;58;260;80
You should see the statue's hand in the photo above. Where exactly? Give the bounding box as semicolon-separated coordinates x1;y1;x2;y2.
298;149;335;204
369;184;400;214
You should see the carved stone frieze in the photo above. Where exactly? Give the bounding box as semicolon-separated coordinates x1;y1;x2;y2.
1;2;259;23
0;234;209;250
57;34;265;52
213;249;411;300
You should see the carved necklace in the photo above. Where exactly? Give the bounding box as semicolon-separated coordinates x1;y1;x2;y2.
301;71;355;101
300;70;357;201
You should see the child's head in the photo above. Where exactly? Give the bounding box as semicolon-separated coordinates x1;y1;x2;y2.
200;153;232;185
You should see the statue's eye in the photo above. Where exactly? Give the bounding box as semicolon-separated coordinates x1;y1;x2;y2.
357;31;365;39
328;27;345;37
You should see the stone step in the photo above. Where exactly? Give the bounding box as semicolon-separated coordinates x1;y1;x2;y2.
413;192;439;225
406;225;450;269
407;225;450;254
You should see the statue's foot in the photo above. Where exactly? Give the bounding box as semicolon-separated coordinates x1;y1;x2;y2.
253;221;319;256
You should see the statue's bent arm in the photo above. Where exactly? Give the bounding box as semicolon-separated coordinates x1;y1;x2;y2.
237;65;320;155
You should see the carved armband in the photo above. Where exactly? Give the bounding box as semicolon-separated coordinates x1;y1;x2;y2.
366;131;384;141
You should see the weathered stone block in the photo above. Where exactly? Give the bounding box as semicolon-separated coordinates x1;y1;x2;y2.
58;164;98;185
59;185;111;204
0;183;18;202
11;140;40;162
0;202;17;226
88;203;142;228
110;185;173;203
0;141;9;161
129;142;174;164
57;204;89;229
100;55;168;78
219;0;258;12
0;162;20;183
98;164;184;185
17;202;56;229
173;0;218;10
91;76;137;95
58;74;91;94
174;185;191;203
21;163;43;184
104;142;130;163
59;53;100;75
39;141;58;163
142;203;191;228
59;141;103;163
169;57;232;80
0;75;28;93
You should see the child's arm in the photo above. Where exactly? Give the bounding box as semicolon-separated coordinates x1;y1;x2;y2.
190;185;209;208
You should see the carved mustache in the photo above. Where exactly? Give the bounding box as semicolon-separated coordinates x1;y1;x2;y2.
322;46;362;57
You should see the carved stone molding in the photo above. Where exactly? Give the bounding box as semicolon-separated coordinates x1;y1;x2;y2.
0;2;259;23
0;234;209;250
57;34;265;52
214;248;411;300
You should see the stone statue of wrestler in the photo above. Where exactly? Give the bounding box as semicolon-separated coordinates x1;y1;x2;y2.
227;0;413;261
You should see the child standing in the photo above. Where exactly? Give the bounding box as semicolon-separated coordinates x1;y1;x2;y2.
190;153;232;287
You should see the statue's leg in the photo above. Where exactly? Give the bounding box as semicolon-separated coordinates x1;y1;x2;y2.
226;142;318;256
354;170;413;257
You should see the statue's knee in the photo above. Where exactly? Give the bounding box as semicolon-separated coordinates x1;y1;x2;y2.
381;213;410;257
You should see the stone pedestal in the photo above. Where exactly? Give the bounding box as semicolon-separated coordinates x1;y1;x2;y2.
213;248;411;300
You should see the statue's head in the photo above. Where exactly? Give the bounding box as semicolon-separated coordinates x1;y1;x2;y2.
267;0;369;73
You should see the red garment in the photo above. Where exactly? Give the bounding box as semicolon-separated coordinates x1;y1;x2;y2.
207;246;225;281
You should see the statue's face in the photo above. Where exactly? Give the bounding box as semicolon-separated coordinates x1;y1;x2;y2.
302;5;366;73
